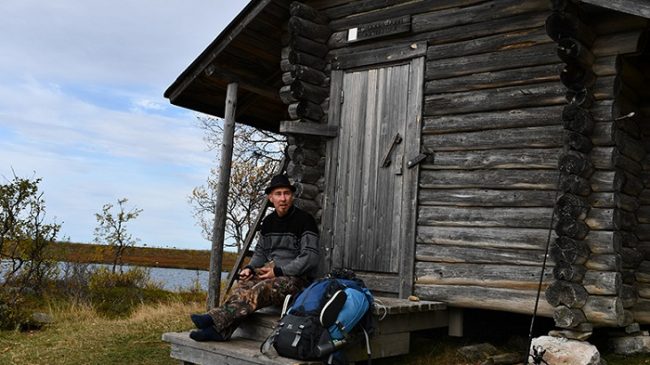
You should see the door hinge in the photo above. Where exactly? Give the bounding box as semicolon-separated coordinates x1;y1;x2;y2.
340;89;344;104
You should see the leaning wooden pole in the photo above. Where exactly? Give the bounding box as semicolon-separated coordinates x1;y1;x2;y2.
207;82;238;310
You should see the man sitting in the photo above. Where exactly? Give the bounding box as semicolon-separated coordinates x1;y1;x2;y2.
189;174;320;341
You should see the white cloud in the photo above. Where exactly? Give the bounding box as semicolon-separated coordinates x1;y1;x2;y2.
0;0;249;249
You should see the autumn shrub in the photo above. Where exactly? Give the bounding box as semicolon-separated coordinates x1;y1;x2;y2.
88;266;172;318
0;289;29;330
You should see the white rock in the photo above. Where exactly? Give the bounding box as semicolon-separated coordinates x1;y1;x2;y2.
530;336;601;365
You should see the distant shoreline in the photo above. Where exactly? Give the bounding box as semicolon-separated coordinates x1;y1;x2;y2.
46;242;239;271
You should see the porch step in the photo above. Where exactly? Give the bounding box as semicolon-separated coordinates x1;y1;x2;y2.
162;297;447;365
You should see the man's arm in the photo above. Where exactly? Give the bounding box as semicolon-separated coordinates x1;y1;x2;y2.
244;231;268;276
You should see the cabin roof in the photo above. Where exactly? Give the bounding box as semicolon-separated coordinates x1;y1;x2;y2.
165;0;650;134
164;0;290;132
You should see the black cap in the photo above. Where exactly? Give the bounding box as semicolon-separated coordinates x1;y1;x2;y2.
264;175;296;194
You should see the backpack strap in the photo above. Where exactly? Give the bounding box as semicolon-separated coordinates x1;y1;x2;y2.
320;289;347;327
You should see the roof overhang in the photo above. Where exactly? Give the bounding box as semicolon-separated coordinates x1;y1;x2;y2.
580;0;650;19
164;0;291;132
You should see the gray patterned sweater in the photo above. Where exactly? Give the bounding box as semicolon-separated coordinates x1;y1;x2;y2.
247;205;320;280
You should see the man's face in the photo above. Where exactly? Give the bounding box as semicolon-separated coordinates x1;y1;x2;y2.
268;187;294;217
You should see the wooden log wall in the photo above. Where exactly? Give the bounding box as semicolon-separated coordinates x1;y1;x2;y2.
281;1;332;220
307;0;556;317
630;23;650;325
304;0;650;327
415;0;558;318
588;10;650;328
544;2;650;332
544;1;598;335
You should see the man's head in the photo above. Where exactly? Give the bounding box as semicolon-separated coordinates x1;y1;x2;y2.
265;175;296;217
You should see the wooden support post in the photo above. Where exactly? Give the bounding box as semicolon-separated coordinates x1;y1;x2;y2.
448;307;464;337
207;82;238;310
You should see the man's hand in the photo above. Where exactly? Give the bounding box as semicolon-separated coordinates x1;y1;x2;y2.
239;268;253;282
257;266;276;280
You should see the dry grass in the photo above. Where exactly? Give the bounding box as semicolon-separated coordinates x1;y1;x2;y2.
3;298;649;365
0;300;203;365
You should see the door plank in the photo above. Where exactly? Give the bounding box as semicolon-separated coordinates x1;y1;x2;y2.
400;57;424;297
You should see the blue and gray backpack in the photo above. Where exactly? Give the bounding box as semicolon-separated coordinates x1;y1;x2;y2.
261;269;375;364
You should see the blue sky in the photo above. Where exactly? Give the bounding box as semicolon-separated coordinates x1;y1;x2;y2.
0;1;249;250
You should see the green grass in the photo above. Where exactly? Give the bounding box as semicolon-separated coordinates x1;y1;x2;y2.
0;300;203;365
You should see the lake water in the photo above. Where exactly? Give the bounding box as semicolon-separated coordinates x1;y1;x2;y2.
0;260;227;292
147;266;228;291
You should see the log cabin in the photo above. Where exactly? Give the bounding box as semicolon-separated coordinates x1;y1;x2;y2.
165;0;650;341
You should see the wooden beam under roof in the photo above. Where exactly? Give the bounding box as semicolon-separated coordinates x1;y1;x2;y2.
165;0;274;103
581;0;650;19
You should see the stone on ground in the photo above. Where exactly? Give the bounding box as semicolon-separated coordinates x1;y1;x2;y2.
530;336;601;365
458;343;498;362
610;335;650;355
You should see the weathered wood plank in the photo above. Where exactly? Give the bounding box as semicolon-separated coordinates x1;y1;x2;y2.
163;332;294;365
357;272;399;295
331;70;365;269
425;63;562;94
356;68;380;273
343;70;368;272
422;126;563;151
328;0;485;30
422;106;564;134
590;170;615;192
420;169;559;189
328;11;548;50
399;56;425;297
417;206;552;228
631;298;650;324
289;1;329;24
279;121;337;137
589;192;640;212
583;271;622;295
593;55;618;76
426;27;552;61
320;0;413;19
591;30;648;57
585;230;621;254
418;188;556;207
414;284;554;317
591;147;643;173
411;0;549;34
416;244;552;266
583;296;626;327
585;254;622;271
319;70;343;272
416;226;555;250
425;43;559;81
372;296;447;315
415;262;552;290
332;41;427;69
424;82;566;116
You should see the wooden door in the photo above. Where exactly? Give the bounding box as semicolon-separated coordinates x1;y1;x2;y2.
324;58;423;294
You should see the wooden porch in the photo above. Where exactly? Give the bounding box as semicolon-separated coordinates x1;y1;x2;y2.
162;297;451;365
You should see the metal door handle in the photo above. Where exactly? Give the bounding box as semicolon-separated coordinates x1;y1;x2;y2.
381;133;402;168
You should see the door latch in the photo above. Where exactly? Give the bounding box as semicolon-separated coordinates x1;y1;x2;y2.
407;153;428;169
381;133;402;168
